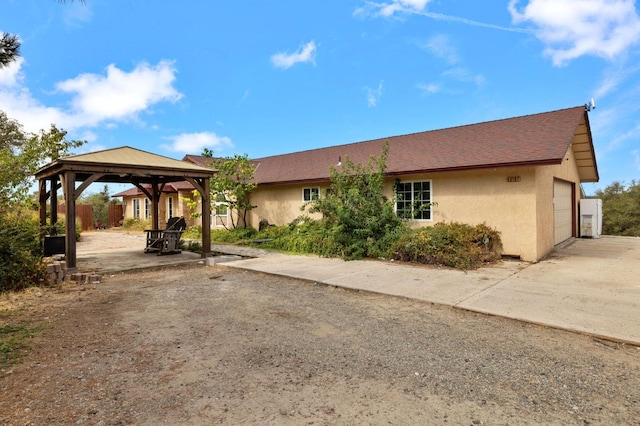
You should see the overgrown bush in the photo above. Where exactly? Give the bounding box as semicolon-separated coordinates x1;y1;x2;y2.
257;218;340;256
388;222;502;270
122;217;151;231
211;227;257;243
0;209;47;292
180;240;202;254
50;214;82;241
182;225;202;240
594;181;640;236
306;142;407;260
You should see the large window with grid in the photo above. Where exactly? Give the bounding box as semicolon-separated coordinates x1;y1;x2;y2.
395;180;432;220
144;198;150;219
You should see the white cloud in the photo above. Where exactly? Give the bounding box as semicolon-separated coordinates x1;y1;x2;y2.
442;67;485;86
417;82;441;94
355;0;429;17
79;130;98;143
63;2;93;28
377;0;432;17
357;0;531;33
163;132;233;154
593;62;640;99
509;0;640;66
365;81;384;107
415;67;484;96
0;57;24;87
0;60;182;133
421;34;459;65
57;61;182;126
271;41;317;70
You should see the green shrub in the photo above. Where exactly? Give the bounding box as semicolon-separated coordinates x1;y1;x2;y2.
51;214;82;241
388;222;502;270
0;209;47;292
306;142;407;260
122;217;151;231
182;225;202;240
180;240;202;254
211;227;257;243
257;219;340;256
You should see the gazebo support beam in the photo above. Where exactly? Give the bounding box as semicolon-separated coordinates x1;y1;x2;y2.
64;171;78;272
186;177;211;258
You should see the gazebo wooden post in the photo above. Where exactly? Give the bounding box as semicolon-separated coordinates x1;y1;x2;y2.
50;177;58;226
151;181;160;230
38;179;47;228
201;178;211;258
64;171;78;271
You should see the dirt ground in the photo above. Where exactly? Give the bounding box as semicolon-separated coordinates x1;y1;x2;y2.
1;262;639;425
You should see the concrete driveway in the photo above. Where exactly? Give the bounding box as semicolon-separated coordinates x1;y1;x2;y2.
458;236;640;344
221;236;640;345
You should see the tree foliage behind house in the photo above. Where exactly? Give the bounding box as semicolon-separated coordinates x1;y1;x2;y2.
594;181;640;236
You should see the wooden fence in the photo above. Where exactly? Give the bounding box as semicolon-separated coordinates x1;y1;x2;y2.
108;203;124;228
57;204;94;231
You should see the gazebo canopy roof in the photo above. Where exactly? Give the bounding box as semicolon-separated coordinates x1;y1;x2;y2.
35;146;214;184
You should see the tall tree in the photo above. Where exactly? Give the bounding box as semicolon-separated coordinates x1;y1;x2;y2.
0;111;85;208
594;181;640;236
307;141;405;259
0;33;20;68
201;150;257;229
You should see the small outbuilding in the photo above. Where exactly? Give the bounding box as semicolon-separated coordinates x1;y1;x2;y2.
35;147;215;271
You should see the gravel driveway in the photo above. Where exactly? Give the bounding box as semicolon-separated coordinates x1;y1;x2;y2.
1;263;639;425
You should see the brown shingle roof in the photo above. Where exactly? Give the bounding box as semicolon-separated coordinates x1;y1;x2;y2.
186;106;597;185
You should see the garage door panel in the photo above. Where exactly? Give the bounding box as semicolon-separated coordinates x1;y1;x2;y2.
554;180;573;245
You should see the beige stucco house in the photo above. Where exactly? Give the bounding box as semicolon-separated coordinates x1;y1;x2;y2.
117;106;598;262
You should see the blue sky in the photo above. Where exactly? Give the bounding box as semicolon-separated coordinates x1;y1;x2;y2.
1;0;640;195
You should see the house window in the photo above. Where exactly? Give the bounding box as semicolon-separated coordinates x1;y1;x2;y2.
213;202;229;228
144;198;150;219
303;187;320;202
395;180;432;220
133;199;141;219
167;196;174;219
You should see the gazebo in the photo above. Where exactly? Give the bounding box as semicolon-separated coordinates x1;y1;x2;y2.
35;146;215;271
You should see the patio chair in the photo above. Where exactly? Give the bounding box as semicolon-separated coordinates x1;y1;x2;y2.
144;217;187;255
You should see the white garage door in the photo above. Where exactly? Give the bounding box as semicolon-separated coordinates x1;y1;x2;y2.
554;180;573;245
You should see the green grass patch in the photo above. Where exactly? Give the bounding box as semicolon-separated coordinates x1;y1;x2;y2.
0;321;42;369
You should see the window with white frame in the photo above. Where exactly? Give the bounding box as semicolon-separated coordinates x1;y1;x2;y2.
144;198;150;219
213;202;229;227
395;180;432;220
167;196;174;219
133;199;141;218
303;187;320;202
